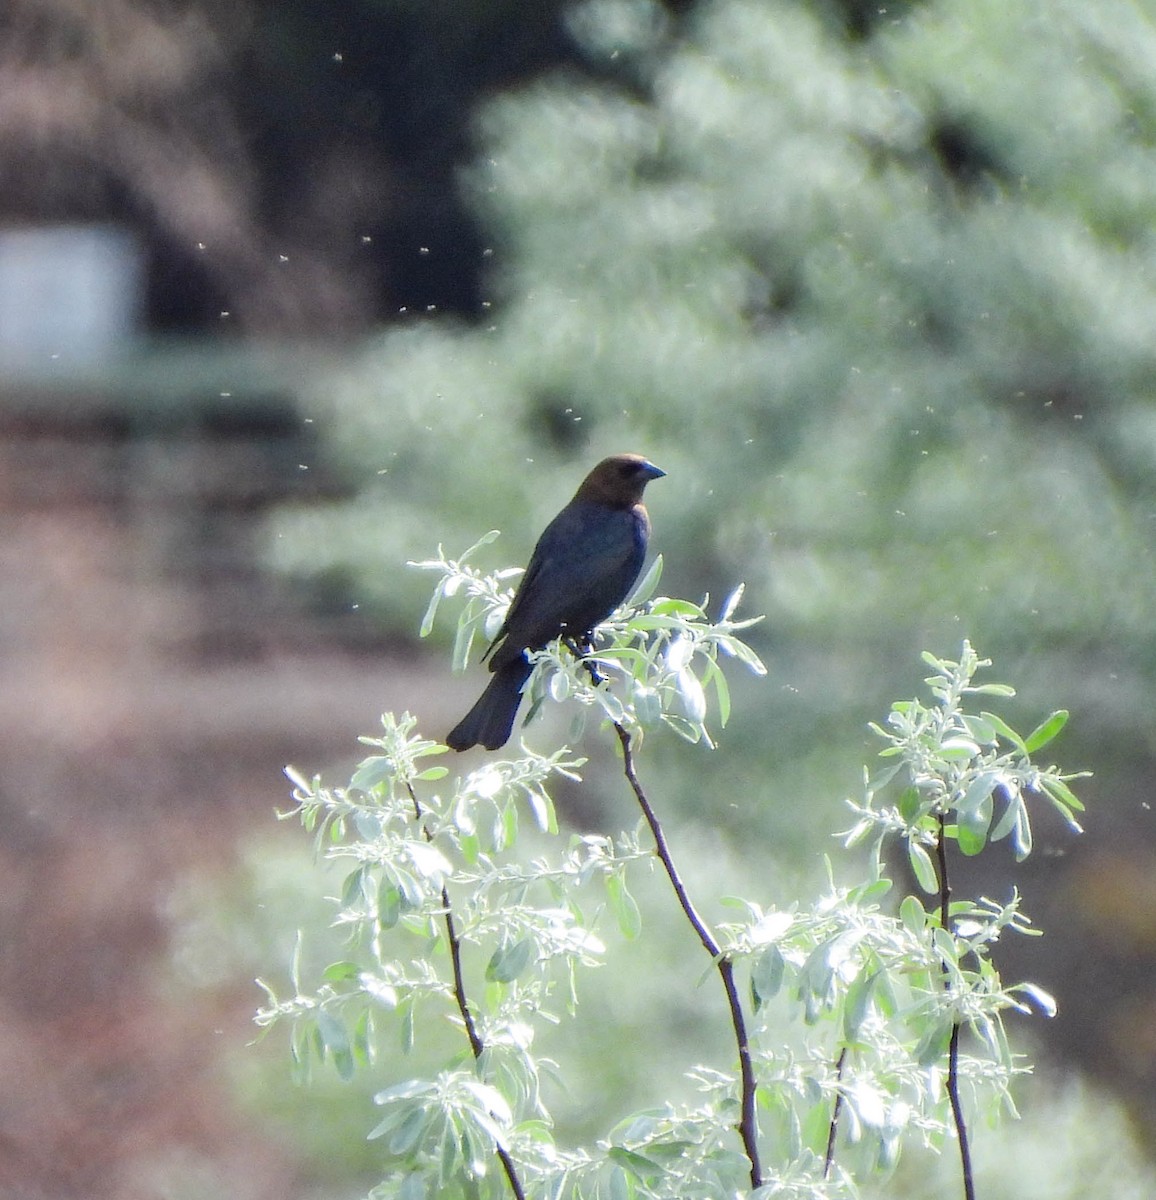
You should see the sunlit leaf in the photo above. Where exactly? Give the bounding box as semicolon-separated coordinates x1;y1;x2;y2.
708;661;731;726
607;873;643;940
608;1146;662;1183
899;894;926;933
965;683;1016;697
549;668;571;702
956;791;993;856
451;607;480;673
362;976;398;1009
719;583;746;622
625;554;662;606
979;711;1027;753
379;884;402;929
898;786;922;823
989;790;1022;843
418;578;444;639
1040;774;1086;815
631;682;662;727
486;936;535;984
939;737;979;760
843;971;876;1041
907;840;939;894
1012;805;1034;860
676;668;707;723
913;1017;953;1068
351;755;395;792
316;1009;354;1080
1024;709;1069;753
1012;981;1057;1017
751;944;786;1006
408;840;452;885
665;635;694;672
650;597;705;618
388;1105;431;1155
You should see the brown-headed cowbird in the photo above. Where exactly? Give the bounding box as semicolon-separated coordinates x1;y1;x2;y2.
446;453;665;751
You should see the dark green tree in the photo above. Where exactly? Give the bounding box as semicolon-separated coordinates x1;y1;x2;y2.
269;0;1156;1141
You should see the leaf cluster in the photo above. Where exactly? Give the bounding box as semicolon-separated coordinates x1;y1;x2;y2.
847;643;1085;876
412;536;766;749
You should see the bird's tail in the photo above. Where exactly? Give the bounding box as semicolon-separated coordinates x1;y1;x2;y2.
446;658;533;751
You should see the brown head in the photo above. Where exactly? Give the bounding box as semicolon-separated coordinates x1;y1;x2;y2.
572;453;666;508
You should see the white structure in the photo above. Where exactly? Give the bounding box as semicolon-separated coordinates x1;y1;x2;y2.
0;224;143;367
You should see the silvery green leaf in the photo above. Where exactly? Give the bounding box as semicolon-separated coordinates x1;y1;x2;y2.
676;668;707;723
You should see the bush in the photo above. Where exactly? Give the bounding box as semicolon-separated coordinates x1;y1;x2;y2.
256;548;1086;1199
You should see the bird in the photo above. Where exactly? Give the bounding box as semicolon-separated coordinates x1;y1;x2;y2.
446;453;665;751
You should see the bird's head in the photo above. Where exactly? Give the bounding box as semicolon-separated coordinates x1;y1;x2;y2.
574;453;666;508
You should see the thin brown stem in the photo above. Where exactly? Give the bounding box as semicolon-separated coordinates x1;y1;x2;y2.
406;783;526;1200
936;813;975;1200
612;722;763;1192
823;1046;848;1178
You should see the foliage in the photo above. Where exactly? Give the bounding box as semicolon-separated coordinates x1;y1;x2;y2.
266;0;1155;891
412;534;765;747
256;551;1086;1198
860;1074;1156;1200
270;0;1156;679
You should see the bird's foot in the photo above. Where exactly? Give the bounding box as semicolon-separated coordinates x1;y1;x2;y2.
565;636;606;686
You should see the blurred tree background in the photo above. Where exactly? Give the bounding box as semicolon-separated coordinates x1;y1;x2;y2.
5;0;1156;1196
267;0;1156;1164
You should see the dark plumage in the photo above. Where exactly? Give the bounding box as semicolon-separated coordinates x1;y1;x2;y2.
446;453;665;751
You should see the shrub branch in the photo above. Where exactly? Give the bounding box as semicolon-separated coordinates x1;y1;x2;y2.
823;1046;848;1178
937;811;975;1200
404;780;527;1200
611;721;763;1192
